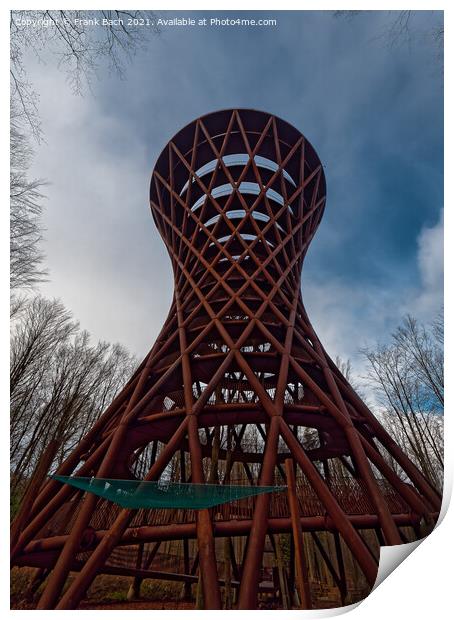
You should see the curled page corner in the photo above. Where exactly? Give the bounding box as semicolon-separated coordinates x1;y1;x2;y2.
373;477;450;594
373;539;424;592
311;537;430;617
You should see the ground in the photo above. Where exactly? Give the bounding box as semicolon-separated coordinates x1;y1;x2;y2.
11;567;359;610
11;569;194;610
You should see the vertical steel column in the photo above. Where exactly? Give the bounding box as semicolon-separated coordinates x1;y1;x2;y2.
285;458;312;609
237;416;281;608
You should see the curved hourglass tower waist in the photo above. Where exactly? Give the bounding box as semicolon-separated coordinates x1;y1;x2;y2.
149;109;326;415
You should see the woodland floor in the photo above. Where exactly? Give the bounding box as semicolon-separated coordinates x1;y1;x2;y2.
11;567;352;610
11;569;194;610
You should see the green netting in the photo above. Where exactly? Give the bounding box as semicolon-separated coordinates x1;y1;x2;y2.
51;475;286;509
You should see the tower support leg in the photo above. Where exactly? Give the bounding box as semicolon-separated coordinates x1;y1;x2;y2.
53;418;190;609
280;419;378;587
238;416;280;609
187;416;221;609
285;458;312;609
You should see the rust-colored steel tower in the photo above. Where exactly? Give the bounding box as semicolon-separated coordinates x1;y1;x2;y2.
11;109;441;610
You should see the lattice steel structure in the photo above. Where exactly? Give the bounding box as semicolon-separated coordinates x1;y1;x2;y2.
11;109;441;610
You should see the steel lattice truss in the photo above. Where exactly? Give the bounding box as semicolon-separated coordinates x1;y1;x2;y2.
11;110;441;610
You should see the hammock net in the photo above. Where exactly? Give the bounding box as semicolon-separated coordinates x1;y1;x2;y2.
51;475;286;509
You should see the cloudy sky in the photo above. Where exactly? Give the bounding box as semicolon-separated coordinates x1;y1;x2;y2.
26;10;443;384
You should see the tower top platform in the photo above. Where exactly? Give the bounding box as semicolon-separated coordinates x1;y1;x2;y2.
150;109;326;267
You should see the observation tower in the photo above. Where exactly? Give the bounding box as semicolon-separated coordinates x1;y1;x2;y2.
11;109;441;610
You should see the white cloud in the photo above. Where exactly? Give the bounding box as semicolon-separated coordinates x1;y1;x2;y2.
304;277;403;370
27;54;173;358
302;208;444;401
412;208;444;318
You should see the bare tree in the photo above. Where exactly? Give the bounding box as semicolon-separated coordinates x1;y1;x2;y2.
10;9;159;132
334;10;443;63
362;313;443;490
10;296;137;505
10;12;157;516
10;98;47;290
10;9;159;293
10;297;77;401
